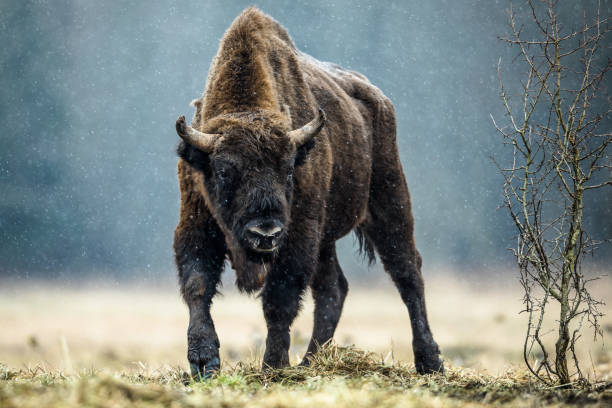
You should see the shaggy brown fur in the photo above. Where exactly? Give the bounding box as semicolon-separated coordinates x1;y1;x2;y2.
174;7;443;377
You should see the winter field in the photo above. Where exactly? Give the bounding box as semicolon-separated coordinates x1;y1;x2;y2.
1;273;611;407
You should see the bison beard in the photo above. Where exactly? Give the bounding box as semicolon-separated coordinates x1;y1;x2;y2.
229;236;272;293
173;7;444;378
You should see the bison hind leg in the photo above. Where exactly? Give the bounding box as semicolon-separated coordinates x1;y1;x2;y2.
360;165;444;374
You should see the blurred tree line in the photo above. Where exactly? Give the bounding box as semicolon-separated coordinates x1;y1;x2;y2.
0;2;90;275
0;0;609;279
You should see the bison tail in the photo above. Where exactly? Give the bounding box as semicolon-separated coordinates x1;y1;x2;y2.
354;227;376;266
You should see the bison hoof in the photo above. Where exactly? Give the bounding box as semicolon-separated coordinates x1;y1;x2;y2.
187;338;220;380
415;354;444;374
189;356;220;380
187;326;220;380
262;352;290;370
413;339;444;374
298;357;312;367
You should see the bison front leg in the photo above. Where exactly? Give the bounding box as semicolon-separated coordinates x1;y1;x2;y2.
175;218;226;379
183;266;222;379
301;244;348;365
261;251;312;369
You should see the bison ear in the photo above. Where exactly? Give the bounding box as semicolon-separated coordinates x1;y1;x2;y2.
190;98;203;109
177;139;211;175
287;107;326;148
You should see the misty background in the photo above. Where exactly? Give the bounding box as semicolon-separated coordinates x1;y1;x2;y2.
1;0;610;281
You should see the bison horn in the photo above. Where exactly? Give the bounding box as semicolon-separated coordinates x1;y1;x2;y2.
287;107;326;147
175;115;219;152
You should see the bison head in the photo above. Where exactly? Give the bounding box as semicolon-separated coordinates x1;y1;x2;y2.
175;108;325;263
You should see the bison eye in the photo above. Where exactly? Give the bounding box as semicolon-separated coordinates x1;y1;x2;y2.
213;161;233;180
216;168;227;181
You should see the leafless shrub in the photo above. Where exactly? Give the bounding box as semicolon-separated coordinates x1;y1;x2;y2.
492;0;611;385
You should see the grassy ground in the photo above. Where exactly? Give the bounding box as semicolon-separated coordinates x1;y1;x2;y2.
2;344;611;407
1;274;611;406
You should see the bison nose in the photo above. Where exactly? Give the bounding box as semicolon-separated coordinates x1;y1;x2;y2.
247;223;283;239
245;219;284;252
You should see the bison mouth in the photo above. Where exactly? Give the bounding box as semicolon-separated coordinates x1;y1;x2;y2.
245;246;277;262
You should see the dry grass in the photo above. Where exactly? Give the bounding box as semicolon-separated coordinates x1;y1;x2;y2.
1;274;611;406
1;344;610;407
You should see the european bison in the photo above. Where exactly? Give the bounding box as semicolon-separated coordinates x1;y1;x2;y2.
174;7;443;377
